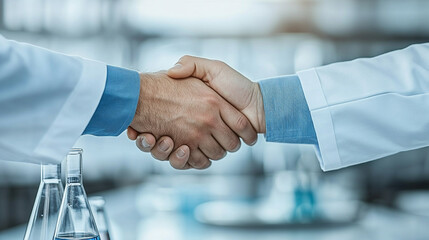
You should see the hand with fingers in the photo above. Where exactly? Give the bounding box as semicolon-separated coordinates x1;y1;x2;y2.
128;56;266;168
128;70;258;169
127;127;192;169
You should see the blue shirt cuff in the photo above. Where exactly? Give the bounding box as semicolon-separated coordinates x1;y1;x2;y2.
259;75;318;145
83;65;140;136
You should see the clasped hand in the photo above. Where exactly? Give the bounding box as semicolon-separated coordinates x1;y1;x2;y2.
127;56;266;169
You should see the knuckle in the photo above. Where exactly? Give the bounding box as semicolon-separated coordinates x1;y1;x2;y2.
179;55;192;62
204;94;219;107
213;60;227;68
235;114;249;132
203;115;218;128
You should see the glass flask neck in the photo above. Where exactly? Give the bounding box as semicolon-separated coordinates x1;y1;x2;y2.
41;164;61;181
67;148;83;184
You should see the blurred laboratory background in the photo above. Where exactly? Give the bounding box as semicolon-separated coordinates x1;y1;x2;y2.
1;0;429;239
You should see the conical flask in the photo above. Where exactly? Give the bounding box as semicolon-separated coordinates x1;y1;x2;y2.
54;148;100;240
24;163;63;240
89;197;111;240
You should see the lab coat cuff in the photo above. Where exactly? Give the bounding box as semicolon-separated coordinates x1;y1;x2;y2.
34;58;107;163
297;68;342;171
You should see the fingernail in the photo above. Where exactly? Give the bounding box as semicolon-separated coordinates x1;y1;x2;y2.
176;148;186;158
250;138;258;146
171;63;182;70
141;136;150;148
159;140;170;152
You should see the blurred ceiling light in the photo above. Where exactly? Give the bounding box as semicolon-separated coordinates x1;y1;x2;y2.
3;0;22;30
294;40;324;72
44;0;102;36
376;0;429;35
3;0;104;36
312;0;359;36
124;0;291;36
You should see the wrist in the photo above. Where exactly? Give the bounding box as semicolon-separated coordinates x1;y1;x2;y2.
130;73;147;129
254;83;266;133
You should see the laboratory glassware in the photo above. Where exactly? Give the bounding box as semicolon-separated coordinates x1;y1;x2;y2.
24;163;64;240
54;148;100;240
89;196;111;240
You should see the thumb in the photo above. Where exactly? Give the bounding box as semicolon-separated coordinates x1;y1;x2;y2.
167;55;217;82
167;62;192;79
168;55;255;111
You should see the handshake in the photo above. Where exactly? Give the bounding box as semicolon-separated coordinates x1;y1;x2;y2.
127;56;266;170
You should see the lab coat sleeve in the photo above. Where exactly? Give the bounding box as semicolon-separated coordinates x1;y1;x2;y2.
297;43;429;171
0;35;106;164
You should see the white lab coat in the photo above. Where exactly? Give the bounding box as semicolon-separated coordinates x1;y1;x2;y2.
298;43;429;171
0;35;106;164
